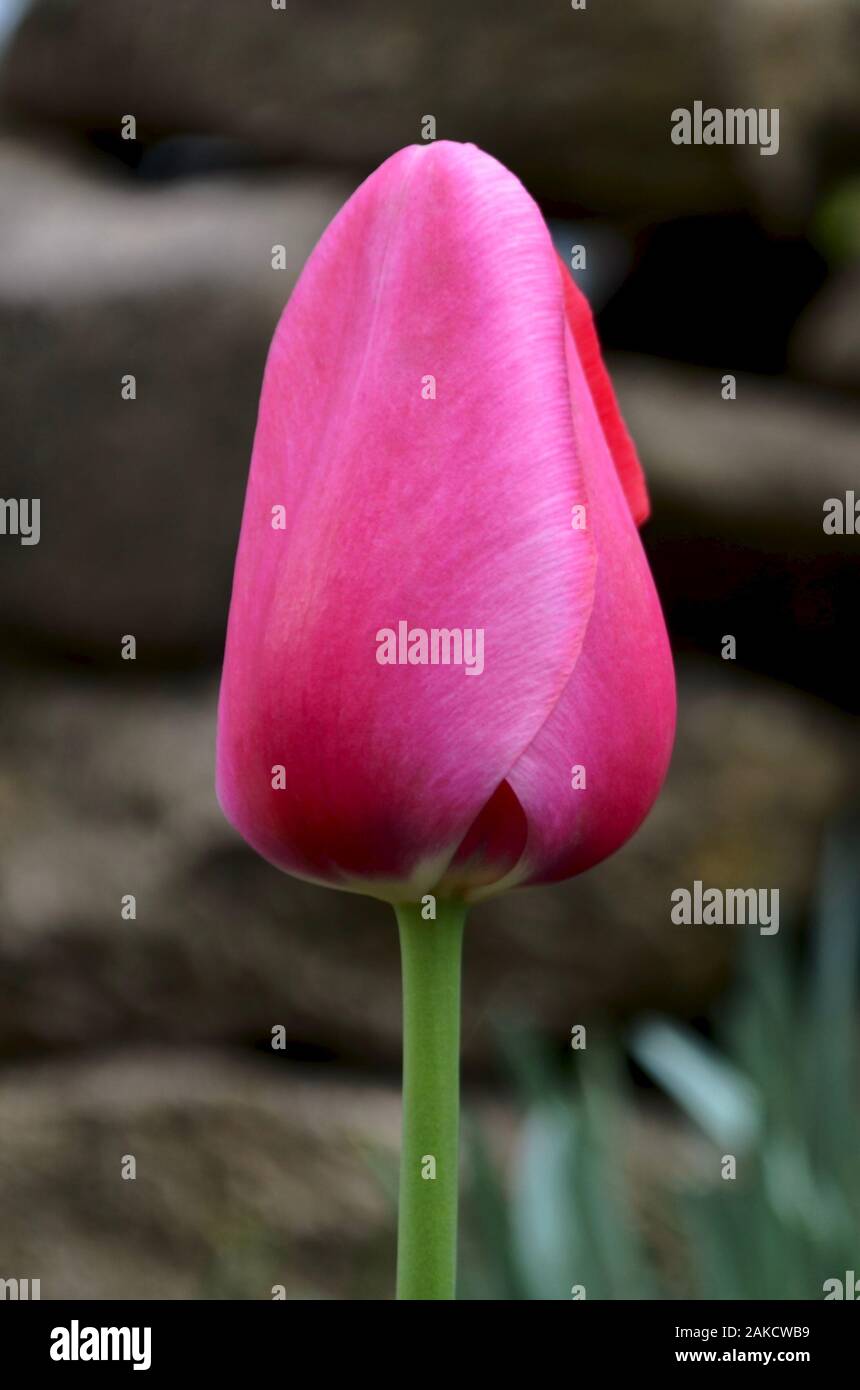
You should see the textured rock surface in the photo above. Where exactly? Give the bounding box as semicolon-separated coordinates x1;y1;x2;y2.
614;355;860;706
2;0;858;225
790;260;860;392
614;354;860;539
0;138;346;659
0;1049;400;1299
0;659;853;1067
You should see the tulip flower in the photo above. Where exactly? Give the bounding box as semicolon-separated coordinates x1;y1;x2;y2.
217;141;675;1300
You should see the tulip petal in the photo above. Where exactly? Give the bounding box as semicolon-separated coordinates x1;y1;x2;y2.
558;258;650;526
488;311;676;894
440;778;529;895
217;143;598;898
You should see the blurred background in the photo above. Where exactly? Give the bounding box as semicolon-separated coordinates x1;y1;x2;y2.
0;0;858;1299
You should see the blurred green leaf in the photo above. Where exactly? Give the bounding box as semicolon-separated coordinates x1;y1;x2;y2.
459;812;860;1300
814;181;860;261
628;1015;761;1150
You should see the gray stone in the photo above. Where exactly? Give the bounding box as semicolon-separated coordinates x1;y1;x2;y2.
612;355;860;703
790;260;860;392
0;1049;400;1299
0;138;347;659
3;0;859;226
613;354;860;544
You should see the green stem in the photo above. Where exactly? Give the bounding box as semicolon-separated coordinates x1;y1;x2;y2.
394;897;467;1300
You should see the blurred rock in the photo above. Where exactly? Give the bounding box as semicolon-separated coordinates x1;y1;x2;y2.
2;0;859;227
0;137;347;660
790;260;860;392
0;658;853;1068
0;1049;400;1298
613;355;860;708
614;355;860;534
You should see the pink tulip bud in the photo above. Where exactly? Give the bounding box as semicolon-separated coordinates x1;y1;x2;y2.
216;141;675;904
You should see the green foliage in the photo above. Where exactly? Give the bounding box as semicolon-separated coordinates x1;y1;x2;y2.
814;181;860;263
459;817;860;1300
460;1027;658;1300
